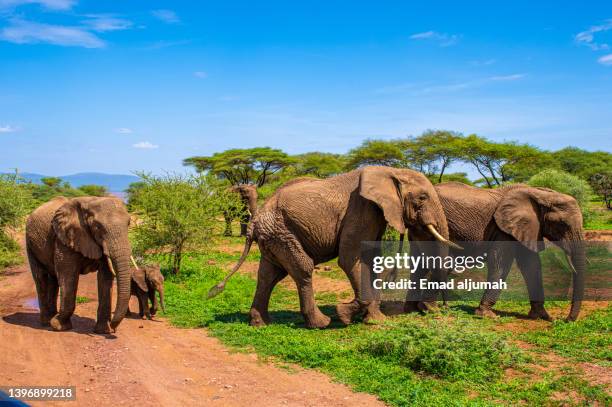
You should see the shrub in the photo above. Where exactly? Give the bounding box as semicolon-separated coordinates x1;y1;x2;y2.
528;169;593;218
0;174;32;269
130;173;240;274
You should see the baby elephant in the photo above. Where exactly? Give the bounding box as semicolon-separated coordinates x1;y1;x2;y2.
129;264;166;319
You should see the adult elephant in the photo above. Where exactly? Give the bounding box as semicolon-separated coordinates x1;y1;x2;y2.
224;184;258;237
434;182;585;321
26;196;137;333
211;166;458;329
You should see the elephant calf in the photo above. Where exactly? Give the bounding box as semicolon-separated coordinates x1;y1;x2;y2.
129;264;165;319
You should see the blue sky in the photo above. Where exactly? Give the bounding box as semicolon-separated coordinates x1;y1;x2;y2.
1;0;611;176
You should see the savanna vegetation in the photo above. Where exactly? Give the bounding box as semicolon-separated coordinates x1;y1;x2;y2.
1;132;610;405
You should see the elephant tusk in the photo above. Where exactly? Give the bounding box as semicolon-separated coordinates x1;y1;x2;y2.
130;255;139;270
426;224;464;250
106;256;116;276
565;254;577;274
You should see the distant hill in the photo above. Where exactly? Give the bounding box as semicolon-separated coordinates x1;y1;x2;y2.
11;172;140;192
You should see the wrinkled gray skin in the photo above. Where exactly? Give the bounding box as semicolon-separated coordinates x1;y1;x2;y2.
434;182;585;321
224;184;258;237
222;167;453;329
129;264;165;320
26;196;133;333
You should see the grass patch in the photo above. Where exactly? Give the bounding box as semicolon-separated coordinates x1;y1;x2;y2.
76;296;91;304
158;249;611;406
519;305;612;365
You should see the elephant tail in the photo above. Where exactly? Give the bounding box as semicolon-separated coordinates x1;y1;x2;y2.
207;233;254;299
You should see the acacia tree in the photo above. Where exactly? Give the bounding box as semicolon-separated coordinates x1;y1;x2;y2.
130;173;239;274
345;139;405;169
590;172;612;210
183;147;295;187
293;152;347;178
401;130;463;182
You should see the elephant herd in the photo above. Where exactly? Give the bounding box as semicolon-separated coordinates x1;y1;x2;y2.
25;165;585;335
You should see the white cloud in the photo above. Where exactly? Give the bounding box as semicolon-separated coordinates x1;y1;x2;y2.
376;73;527;95
0;124;18;133
82;15;132;32
115;127;133;134
410;30;461;47
0;19;105;48
151;9;179;24
133;141;158;149
489;73;526;81
598;54;612;66
575;20;612;51
193;71;207;78
0;0;75;10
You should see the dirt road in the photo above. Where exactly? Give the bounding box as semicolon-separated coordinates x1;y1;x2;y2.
0;263;383;406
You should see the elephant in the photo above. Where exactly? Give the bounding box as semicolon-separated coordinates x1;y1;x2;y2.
25;196;137;333
223;184;258;237
210;166;459;329
129;263;166;320
429;182;585;321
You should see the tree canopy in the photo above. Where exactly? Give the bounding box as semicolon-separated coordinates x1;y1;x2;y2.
184;147;295;187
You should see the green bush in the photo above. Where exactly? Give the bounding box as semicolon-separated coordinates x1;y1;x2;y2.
528;169;593;219
0;174;32;269
130;173;240;274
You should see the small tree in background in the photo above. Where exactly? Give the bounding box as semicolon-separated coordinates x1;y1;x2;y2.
528;169;593;219
77;184;108;196
345;139;405;169
40;176;62;188
130;173;239;274
293;152;347;178
590;172;612;210
183;147;295;187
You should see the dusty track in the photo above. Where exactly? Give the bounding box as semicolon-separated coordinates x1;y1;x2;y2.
0;263;382;407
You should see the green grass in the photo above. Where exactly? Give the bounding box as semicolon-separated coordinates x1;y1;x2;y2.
519;306;612;365
76;296;91;304
158;251;611;406
584;201;612;230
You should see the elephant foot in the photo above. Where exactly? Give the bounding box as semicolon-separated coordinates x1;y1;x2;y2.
418;301;439;313
336;301;361;325
475;306;498;319
249;308;270;327
40;315;52;327
363;302;385;324
527;303;553;321
150;307;157;316
49;316;73;331
403;301;421;313
304;310;331;329
94;321;112;334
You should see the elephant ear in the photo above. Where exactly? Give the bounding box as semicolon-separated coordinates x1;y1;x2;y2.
132;268;148;292
359;166;406;234
52;199;102;259
494;188;548;252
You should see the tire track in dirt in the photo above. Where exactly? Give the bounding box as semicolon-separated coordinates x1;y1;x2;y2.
0;262;383;406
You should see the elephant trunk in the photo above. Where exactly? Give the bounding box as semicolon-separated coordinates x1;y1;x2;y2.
106;238;133;331
158;284;166;312
566;239;586;321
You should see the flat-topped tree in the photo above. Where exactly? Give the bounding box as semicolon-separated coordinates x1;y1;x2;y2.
184;147;295;187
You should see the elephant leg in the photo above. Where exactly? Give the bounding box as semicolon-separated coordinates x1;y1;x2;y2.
337;241;385;325
249;258;288;327
476;247;514;318
140;291;151;320
515;247;551;321
240;222;248;237
273;240;330;329
94;267;113;334
137;291;145;318
27;249;57;326
50;265;79;332
149;290;157;316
